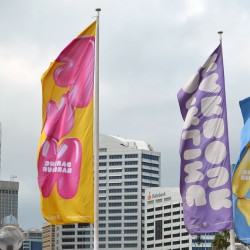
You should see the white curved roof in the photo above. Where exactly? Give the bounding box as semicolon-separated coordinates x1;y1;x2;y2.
110;135;154;151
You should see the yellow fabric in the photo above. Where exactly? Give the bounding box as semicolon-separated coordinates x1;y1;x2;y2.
37;21;96;225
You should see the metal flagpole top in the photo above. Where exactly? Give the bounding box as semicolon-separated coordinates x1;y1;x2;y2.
218;31;223;42
95;8;101;12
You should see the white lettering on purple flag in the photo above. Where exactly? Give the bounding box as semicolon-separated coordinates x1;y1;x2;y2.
177;44;233;235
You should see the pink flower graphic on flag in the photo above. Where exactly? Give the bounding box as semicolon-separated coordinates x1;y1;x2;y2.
38;137;82;199
53;36;95;108
44;93;74;141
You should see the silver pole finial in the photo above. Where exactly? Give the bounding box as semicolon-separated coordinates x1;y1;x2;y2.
218;31;223;42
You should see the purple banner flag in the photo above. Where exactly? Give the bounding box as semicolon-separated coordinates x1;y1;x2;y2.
177;44;233;234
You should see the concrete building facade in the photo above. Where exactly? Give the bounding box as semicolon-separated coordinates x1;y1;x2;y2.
42;222;55;250
55;134;161;250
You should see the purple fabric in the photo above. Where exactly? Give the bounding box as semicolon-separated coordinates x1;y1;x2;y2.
177;44;233;234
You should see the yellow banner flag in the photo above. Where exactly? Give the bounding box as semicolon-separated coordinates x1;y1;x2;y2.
37;21;96;225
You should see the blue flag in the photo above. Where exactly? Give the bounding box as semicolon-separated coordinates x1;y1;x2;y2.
232;96;250;243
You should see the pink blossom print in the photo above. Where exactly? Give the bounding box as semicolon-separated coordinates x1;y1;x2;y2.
38;137;82;199
53;36;95;108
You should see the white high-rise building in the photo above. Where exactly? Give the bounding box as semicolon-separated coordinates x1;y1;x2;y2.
55;134;161;250
0;180;19;227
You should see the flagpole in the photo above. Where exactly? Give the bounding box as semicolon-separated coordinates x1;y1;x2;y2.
218;30;236;250
94;8;101;250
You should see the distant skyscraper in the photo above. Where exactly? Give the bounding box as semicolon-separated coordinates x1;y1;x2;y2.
23;228;42;250
0;180;19;227
55;134;161;250
42;222;55;250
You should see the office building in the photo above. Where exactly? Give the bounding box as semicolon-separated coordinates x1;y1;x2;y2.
23;228;42;250
145;187;191;249
55;134;161;250
145;187;215;250
0;180;19;227
42;222;55;250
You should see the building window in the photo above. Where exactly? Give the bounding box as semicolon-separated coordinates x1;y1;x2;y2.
124;216;137;220
109;155;122;159
142;175;159;181
109;196;122;200
108;230;122;234
109;169;122;173
99;176;106;180
62;224;75;229
147;244;154;248
62;231;75;236
155;243;162;247
109;189;122;193
125;175;138;179
142;169;159;174
62;245;75;249
173;203;180;208
109;216;122;221
109;162;122;166
124;202;137;206
155;220;162;240
124;195;137;199
109;176;122;180
164;234;171;239
124;230;137;234
99;169;106;173
173;211;180;215
124;181;137;186
142;182;159;188
108;244;122;248
99;148;107;152
125;154;138;158
109;182;122;186
109;202;122;207
142;154;159;161
99;155;107;159
99;183;106;187
108;237;122;241
124;209;137;213
99;162;107;166
124;188;137;193
155;206;162;211
125;168;138;172
124;243;137;248
124;223;137;227
173;218;180;223
125;161;138;165
156;214;162;218
108;223;122;227
142;161;159;168
109;209;122;214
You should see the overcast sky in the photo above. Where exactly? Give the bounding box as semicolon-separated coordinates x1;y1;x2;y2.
0;0;250;230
